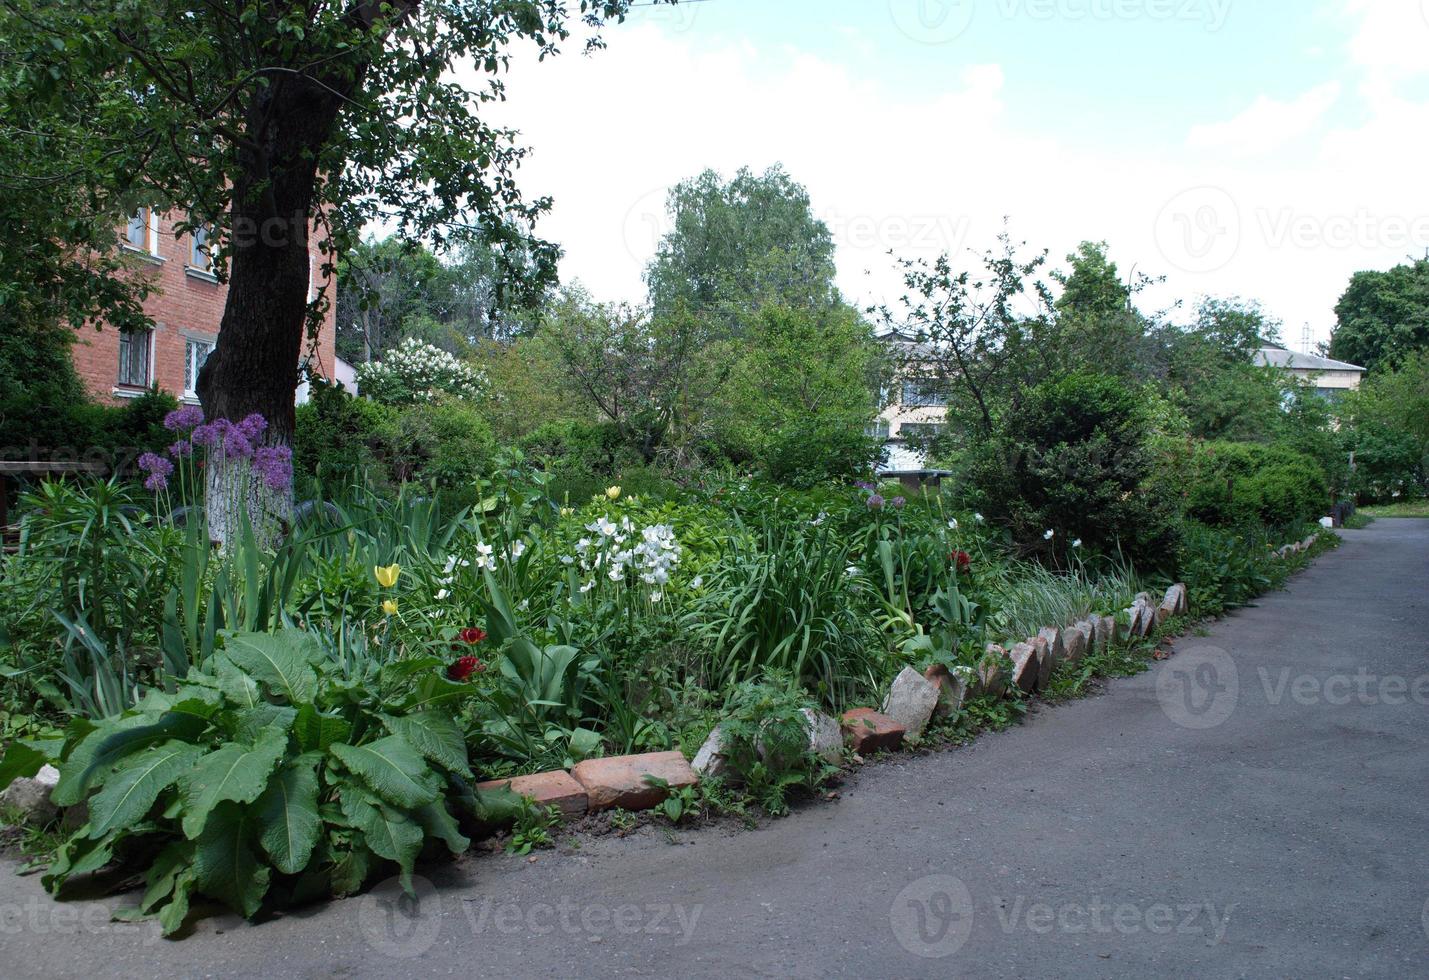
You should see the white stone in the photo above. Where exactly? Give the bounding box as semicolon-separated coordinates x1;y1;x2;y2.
801;709;844;766
1;764;60;824
691;725;728;779
880;667;941;738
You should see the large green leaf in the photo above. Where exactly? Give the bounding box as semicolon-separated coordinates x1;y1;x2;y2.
379;711;472;778
221;630;319;704
340;791;422;893
293;704;352;754
87;741;205;838
329;736;439;809
0;739;49;790
179;726;288;839
414;800;469;856
194;802;271;918
54;714;183;806
254;755;321;875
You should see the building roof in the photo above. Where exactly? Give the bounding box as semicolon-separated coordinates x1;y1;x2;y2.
1254;347;1365;373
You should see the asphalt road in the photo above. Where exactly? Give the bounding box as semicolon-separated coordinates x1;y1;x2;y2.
3;520;1427;979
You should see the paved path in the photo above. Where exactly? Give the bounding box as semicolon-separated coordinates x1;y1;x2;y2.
3;521;1428;979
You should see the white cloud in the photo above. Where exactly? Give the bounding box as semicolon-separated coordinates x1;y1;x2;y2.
457;9;1428;350
1186;83;1341;157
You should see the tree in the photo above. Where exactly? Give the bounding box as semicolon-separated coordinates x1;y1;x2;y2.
1161;297;1285;441
542;288;721;463
877;230;1054;440
2;0;653;540
1052;241;1164;381
646;165;838;326
1327;257;1429;372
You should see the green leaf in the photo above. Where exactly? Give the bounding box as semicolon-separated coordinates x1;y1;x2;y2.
179;726;288;839
328;844;372;898
88;742;206;838
157;871;196;936
414;800;469;856
216;661;263;708
193;802;271;919
330;736;440;809
232;704;297;743
254;755;322;875
341;791;422;893
221;630;319;704
54;713;197;806
293;704;351;754
0;740;49;790
379;711;472;777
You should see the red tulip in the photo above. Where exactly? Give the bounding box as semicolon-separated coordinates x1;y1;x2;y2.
459;627;487;644
447;655;483;682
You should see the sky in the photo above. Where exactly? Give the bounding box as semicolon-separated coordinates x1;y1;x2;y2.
469;0;1429;351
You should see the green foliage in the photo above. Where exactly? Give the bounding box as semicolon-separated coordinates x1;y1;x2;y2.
33;628;474;934
506;800;560;855
1174;523;1288;617
646;165;838;323
356;338;484;406
711;676;829;817
1183;441;1329;529
1328;257;1429;373
376;401;497;488
971;372;1175;564
293;379;393;488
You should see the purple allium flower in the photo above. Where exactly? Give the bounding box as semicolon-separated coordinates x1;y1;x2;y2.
252;445;293;492
163;405;205;432
891;496;906;509
223;430;254;460
236;413;268;441
168;440;193;458
138;452;173;492
190;423;218;447
867;494;885;510
144;471;169;492
855;481;876;493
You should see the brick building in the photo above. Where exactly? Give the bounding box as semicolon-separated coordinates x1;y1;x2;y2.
72;209;338;406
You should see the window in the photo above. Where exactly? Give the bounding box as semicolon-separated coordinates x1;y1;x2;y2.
124;208;160;257
117;329;152;387
900;422;947;443
866;419;891;440
184;338;213;397
901;378;947;408
188;222;214;274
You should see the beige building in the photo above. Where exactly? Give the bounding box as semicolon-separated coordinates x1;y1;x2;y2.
1253;347;1365;401
874;331;950;476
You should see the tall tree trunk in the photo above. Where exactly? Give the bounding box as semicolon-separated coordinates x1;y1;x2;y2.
195;74;345;548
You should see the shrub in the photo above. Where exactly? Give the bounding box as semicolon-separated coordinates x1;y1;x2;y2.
1184;441;1328;528
713;675;829;816
293;379;393;488
376;401;496;488
1346;424;1424;504
759;418;883;490
971;372;1175;564
356;337;483;406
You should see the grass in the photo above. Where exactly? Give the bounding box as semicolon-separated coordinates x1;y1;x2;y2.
1358;499;1429;518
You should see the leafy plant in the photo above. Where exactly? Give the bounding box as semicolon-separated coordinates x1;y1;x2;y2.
712;676;829;817
506;799;559;855
13;629;476;935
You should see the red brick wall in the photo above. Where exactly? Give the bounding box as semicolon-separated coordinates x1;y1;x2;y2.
74;209;337;406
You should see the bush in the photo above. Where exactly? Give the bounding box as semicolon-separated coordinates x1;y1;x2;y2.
356;337;483;406
293;379;393;489
376;401;497;487
1184;441;1328;529
759;419;882;490
971;372;1175;564
1347;424;1424;504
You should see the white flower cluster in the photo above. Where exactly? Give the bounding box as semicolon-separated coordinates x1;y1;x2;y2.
571;515;682;599
433;538;528;599
357;337;483;405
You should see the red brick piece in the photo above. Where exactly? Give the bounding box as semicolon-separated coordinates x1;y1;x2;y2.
570;751;697;813
839;708;906;754
477;770;589;822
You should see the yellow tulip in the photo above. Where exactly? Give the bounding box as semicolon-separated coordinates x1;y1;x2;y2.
605;486;621;500
382;599;399;616
374;564;401;588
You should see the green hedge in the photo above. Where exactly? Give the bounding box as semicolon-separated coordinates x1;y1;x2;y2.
1185;441;1329;529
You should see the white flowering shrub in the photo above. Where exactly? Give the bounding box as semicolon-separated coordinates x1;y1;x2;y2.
356;337;483;405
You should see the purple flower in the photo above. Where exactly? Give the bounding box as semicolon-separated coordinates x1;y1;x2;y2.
252;445;293;492
223;430;254;460
891;496;906;510
236;413;268;441
163;405;205;432
855;481;876;493
168;440;193;458
138;452;173;492
190;423;218;447
867;494;885;510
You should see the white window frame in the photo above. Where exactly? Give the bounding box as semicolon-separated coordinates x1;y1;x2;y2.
116;328;154;389
188;221;215;276
182;336;214;400
123;208;162;259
